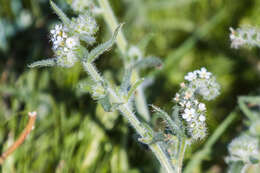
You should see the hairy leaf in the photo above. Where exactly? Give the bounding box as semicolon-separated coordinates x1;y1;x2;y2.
87;24;122;63
132;56;162;70
28;58;57;68
50;0;71;26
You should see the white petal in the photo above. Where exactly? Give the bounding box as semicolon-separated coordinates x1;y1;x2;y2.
199;115;206;122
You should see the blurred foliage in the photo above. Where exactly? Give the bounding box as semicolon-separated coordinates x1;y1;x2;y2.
1;0;260;172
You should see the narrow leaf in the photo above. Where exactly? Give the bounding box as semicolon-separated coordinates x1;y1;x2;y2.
87;24;122;63
127;78;145;100
132;56;162;70
238;96;260;121
120;68;132;93
28;58;57;68
98;95;112;112
50;0;70;26
151;105;183;137
76;78;94;94
137;33;154;53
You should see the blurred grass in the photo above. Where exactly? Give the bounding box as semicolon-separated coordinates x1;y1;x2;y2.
1;0;260;172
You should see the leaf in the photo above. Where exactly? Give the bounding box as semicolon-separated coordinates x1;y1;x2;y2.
98;95;112;112
132;56;162;70
77;34;96;45
28;58;57;68
50;0;71;26
137;33;154;54
120;68;132;94
238;96;260;121
151;105;183;137
127;78;145;100
76;78;94;95
87;24;122;63
249;156;259;164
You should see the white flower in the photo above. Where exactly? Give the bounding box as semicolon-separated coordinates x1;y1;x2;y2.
66;37;78;49
198;67;211;79
199;115;206;122
50;24;68;50
194;99;199;105
227;135;259;164
198;103;206;111
184;72;197;81
185;101;191;108
182;108;196;122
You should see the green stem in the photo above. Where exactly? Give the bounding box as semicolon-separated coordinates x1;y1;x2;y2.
177;138;188;173
82;61;175;173
97;0;150;122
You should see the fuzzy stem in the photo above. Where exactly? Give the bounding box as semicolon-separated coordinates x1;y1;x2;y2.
97;0;150;122
177;138;188;173
82;61;175;173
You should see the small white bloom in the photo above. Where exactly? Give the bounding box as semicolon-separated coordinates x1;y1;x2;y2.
182;113;188;119
198;103;206;111
182;108;196;121
185;101;191;108
198;67;211;79
184;72;197;81
199;115;206;122
66;37;78;49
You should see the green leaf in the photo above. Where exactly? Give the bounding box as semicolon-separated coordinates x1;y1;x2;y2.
127;78;145;100
87;24;122;63
151;105;183;137
249;156;259;164
137;33;154;54
50;0;71;26
238;96;260;121
132;56;162;70
120;68;132;94
98;95;112;112
28;58;57;68
76;78;94;95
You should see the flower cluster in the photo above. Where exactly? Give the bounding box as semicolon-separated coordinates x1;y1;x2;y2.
226;135;259;164
71;13;98;44
50;24;79;67
49;10;98;67
174;67;220;140
67;0;93;13
230;27;260;49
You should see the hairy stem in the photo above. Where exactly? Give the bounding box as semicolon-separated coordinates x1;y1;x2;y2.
97;0;150;122
82;61;175;173
177;138;188;173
